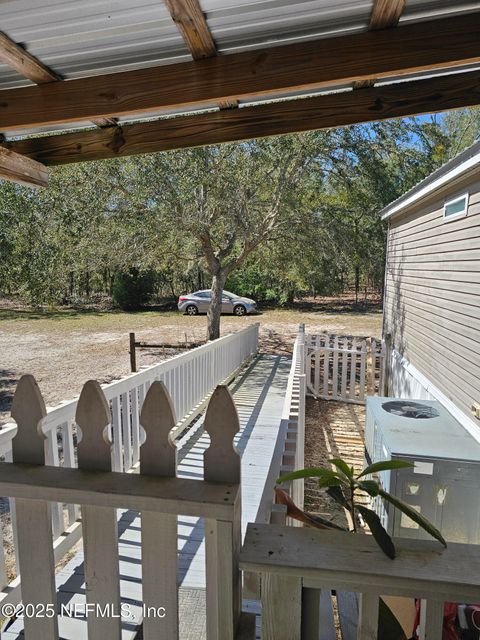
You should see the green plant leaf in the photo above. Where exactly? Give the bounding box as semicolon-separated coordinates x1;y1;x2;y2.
357;505;396;559
326;485;350;509
358;460;414;478
378;489;447;548
317;474;342;489
277;467;339;484
329;458;354;479
356;479;380;496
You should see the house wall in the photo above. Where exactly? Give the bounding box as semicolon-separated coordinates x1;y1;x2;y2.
384;169;480;440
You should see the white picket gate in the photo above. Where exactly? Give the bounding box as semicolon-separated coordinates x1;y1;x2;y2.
305;334;386;404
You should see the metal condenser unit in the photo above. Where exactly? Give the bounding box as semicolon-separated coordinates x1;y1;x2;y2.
365;397;480;544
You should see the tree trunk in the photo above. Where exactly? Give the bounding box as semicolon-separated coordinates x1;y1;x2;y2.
354;266;360;305
207;271;226;341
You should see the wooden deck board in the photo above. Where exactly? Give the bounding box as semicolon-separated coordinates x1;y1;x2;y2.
2;354;291;639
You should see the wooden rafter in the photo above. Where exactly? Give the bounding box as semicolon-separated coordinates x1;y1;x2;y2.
353;0;407;89
164;0;216;59
0;146;47;187
0;12;478;132
8;70;480;167
0;30;115;128
369;0;406;30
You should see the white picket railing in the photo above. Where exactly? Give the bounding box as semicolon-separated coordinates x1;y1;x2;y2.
0;323;259;602
1;375;246;639
305;333;386;403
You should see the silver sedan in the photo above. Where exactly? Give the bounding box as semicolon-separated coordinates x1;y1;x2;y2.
177;290;257;316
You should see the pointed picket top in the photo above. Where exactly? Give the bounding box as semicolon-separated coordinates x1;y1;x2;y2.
204;385;240;484
75;380;112;472
11;374;47;465
140;381;177;477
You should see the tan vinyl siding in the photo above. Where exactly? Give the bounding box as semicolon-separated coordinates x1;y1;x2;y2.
384;170;480;418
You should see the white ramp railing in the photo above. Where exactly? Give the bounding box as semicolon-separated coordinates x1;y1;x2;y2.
0;323;259;604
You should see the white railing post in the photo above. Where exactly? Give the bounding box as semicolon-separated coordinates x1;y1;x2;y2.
140;381;179;640
11;375;59;640
76;381;121;640
204;386;242;640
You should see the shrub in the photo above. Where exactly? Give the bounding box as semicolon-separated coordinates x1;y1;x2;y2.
112;269;156;310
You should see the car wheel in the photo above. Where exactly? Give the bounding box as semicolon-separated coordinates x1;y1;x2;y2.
186;305;199;316
234;305;246;317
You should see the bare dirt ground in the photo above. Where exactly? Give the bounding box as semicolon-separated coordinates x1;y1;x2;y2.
0;297;381;425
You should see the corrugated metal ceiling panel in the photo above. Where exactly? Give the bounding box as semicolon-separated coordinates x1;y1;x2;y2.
0;0;478;138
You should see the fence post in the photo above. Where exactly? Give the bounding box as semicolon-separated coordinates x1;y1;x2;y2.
382;332;392;396
140;381;179;640
11;375;59;640
76;380;121;640
262;573;302;640
204;386;242;640
129;332;137;372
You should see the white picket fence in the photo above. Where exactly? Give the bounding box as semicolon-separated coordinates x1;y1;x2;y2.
0;323;259;603
1;374;245;640
305;334;386;404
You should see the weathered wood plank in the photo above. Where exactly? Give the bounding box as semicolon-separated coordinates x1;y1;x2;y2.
262;573;301;640
0;13;479;130
164;0;216;60
0;146;47;187
240;524;480;603
8;69;480;165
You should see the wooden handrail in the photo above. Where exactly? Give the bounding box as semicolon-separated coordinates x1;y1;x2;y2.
240;523;480;640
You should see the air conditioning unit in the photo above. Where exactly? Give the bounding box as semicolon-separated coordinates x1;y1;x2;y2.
365;397;480;544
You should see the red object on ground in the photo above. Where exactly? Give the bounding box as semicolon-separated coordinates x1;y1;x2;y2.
412;601;460;640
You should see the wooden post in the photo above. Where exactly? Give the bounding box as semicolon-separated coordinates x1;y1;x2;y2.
262;573;302;640
357;593;379;640
140;381;178;640
204;385;241;640
129;332;137;372
76;380;121;640
382;333;392;396
11;375;60;640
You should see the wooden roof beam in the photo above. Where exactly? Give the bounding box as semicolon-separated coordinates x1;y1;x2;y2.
0;146;47;187
353;0;407;89
8;70;480;167
369;0;406;30
0;30;116;128
164;0;216;59
0;12;477;132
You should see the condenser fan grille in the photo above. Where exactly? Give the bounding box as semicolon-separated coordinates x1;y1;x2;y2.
382;401;440;419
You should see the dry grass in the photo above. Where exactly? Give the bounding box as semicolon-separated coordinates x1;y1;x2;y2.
0;304;381;425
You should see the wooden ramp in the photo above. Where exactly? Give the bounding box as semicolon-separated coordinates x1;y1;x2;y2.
2;354;291;640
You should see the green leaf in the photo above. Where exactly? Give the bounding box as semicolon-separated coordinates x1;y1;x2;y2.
317;474;342;489
357;505;396;559
378;489;447;548
358;460;414;478
277;467;339;485
329;458;354;479
356;479;380;496
327;485;350;509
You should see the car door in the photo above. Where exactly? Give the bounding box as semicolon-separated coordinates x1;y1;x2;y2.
196;292;211;312
221;294;234;313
